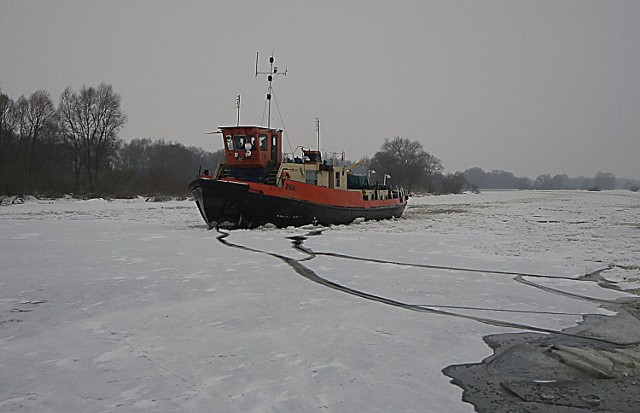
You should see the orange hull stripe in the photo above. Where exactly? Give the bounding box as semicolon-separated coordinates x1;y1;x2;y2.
222;178;404;209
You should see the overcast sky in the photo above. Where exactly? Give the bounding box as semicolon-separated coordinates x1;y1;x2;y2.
2;0;639;179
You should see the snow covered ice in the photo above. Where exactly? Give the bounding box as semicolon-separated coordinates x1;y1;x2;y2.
1;191;639;412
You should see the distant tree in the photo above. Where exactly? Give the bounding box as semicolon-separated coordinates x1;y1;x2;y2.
147;140;196;193
0;91;18;193
434;172;468;194
626;183;640;192
58;84;127;192
490;170;515;188
190;145;224;176
576;176;593;190
516;176;533;190
465;168;484;189
423;152;444;192
117;138;153;175
465;167;629;192
0;90;17;144
550;174;573;190
111;138;223;196
592;172;616;190
535;174;552;190
463;167;531;189
14;90;58;191
370;137;441;192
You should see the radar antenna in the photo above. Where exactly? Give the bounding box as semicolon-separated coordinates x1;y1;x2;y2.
255;52;287;129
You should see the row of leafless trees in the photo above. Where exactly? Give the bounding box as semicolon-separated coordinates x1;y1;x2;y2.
1;84;124;194
1;86;221;197
463;167;637;191
113;138;222;197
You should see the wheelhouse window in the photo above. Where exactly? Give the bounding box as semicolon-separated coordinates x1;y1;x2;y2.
259;134;268;151
249;135;256;150
234;135;246;150
304;151;321;163
305;170;318;185
225;135;234;150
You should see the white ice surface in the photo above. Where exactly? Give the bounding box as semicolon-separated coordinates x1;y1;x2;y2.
1;191;639;412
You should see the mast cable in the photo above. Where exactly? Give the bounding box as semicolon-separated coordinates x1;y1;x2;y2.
270;89;293;153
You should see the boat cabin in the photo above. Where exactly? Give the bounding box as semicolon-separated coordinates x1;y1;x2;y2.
218;125;282;182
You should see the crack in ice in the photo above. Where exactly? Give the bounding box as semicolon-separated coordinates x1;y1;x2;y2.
215;229;636;346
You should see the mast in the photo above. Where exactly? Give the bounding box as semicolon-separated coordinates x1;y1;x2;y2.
255;52;286;129
236;94;241;126
315;117;320;152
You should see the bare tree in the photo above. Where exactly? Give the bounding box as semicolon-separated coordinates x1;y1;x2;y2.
14;90;58;191
371;137;442;192
58;84;127;192
0;91;18;192
0;91;17;141
592;171;616;190
424;152;444;192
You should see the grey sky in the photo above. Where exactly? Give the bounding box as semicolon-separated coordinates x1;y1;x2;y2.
2;0;639;179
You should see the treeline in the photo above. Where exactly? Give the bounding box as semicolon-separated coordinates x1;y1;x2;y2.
367;139;640;194
1;87;221;197
109;139;222;197
5;86;635;198
464;167;640;191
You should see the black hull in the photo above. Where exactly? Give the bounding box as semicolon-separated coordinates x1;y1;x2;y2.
189;178;406;229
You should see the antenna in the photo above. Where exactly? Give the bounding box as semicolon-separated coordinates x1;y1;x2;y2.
235;94;241;126
315;117;320;152
255;52;259;77
255;52;287;129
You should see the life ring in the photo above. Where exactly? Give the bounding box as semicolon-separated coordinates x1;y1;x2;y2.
282;171;290;180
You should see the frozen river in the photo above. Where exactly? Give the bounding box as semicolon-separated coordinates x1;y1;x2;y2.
1;190;639;412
